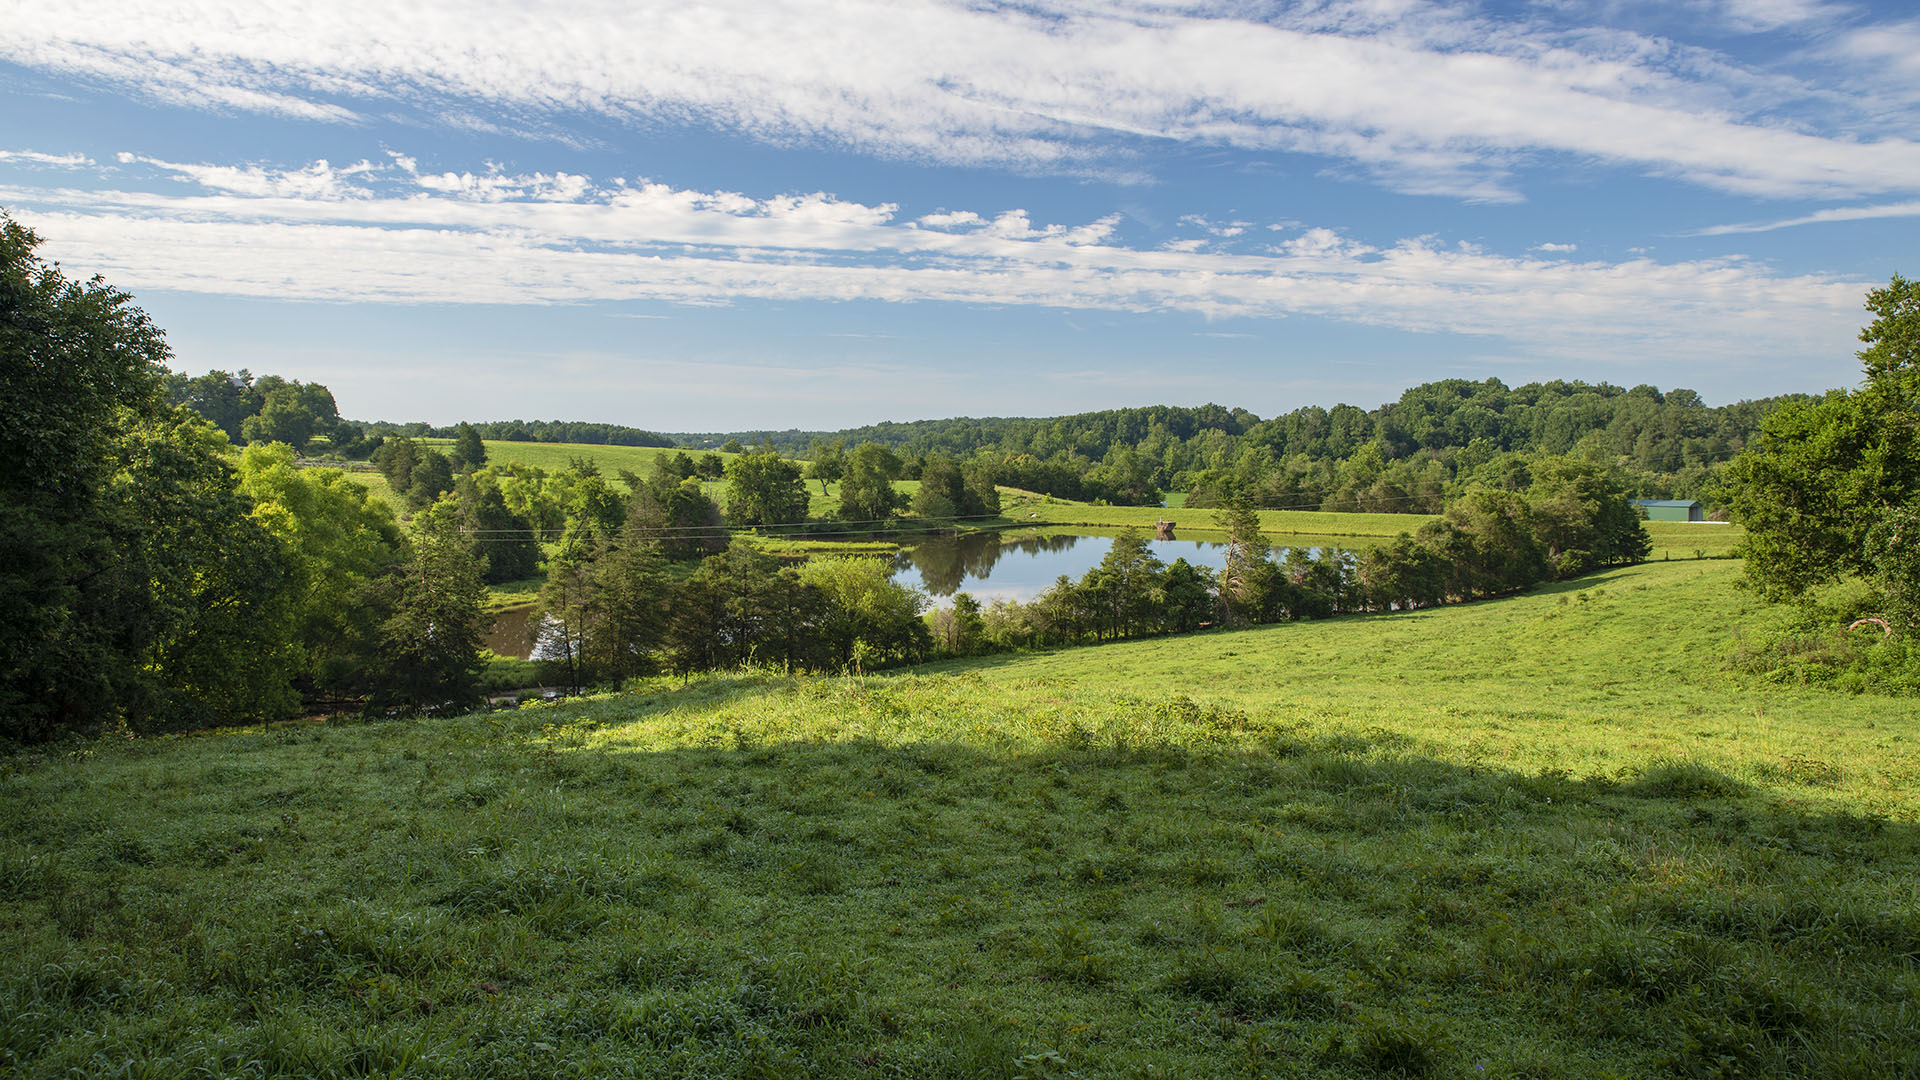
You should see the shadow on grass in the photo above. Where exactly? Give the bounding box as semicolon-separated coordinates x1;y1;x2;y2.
8;694;1913;1079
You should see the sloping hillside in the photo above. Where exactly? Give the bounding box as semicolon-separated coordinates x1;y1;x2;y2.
3;561;1915;1078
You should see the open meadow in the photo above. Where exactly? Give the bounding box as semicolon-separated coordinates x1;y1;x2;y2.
416;439;742;477
4;559;1914;1079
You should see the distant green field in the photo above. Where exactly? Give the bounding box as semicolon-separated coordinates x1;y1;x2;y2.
341;469;406;516
5;558;1914;1078
415;439;742;477
1005;491;1433;540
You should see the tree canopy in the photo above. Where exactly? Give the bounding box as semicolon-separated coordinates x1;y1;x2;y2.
1726;276;1920;623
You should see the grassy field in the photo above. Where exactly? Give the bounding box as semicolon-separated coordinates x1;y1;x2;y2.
5;559;1913;1079
416;439;743;477
999;490;1433;540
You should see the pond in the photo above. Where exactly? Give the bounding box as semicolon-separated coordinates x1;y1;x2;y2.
485;605;562;661
890;530;1235;605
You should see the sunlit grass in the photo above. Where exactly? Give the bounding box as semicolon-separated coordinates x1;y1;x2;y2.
3;559;1913;1078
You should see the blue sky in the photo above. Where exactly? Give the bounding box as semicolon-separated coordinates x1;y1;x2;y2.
3;0;1917;430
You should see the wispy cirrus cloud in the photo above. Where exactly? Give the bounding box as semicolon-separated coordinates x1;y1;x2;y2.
0;150;95;168
4;1;1919;201
1695;200;1920;234
0;149;1869;379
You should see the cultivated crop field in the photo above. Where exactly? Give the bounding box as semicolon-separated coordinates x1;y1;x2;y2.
5;561;1912;1078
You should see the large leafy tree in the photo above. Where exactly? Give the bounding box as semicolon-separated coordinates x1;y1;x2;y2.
2;218;184;736
1525;456;1651;576
3;215;313;737
238;442;409;699
725;449;809;527
375;507;489;710
796;556;930;670
837;442;907;525
116;414;302;728
1726;276;1920;607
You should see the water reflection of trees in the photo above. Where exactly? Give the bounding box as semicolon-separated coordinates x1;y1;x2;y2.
895;532;1084;595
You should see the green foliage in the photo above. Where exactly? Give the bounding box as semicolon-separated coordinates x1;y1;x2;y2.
1725;391;1890;597
837;442;907;525
394;417;674;447
168;369;342;454
240;380;338;453
448;421;488;471
539;538;670;691
444;475;540;584
111;412;303;729
1727;277;1920;671
629;470;728;559
795;556;931;670
703;381;1784;508
561;470;626;549
912;452;1000;521
928;592;987;655
725;450;809;527
238;442;407;702
1213;498;1269;626
406;449;456;510
2;215;304;738
806;437;846;493
1866;506;1920;634
372;433;422;492
373;508;489;710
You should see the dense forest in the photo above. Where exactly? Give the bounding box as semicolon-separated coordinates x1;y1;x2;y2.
674;381;1799;510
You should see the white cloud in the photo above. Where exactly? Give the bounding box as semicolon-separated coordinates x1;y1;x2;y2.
1695;200;1920;234
3;1;1918;200
1534;242;1579;252
119;153;373;199
0;150;1868;379
0;150;94;168
1829;22;1920;81
915;210;985;229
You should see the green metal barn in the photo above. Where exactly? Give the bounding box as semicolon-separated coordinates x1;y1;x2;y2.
1634;499;1703;522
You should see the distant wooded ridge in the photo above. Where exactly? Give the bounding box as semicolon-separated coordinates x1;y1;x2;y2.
367;379;1799;471
364;418;677;447
666;380;1796;464
660;380;1799;509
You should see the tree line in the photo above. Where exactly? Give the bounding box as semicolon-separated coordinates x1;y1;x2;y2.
165;368;382;458
366;418;675;447
3;218;495;743
525;452;1651;687
680;381;1794;511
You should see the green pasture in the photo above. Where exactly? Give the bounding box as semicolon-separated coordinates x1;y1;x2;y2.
1643;520;1741;560
343;470;407;516
414;439;740;477
4;559;1915;1078
1005;491;1433;540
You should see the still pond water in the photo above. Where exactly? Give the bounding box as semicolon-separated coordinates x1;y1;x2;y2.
891;531;1236;605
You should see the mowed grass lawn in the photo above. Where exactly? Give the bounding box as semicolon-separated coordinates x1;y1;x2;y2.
10;562;1909;1078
